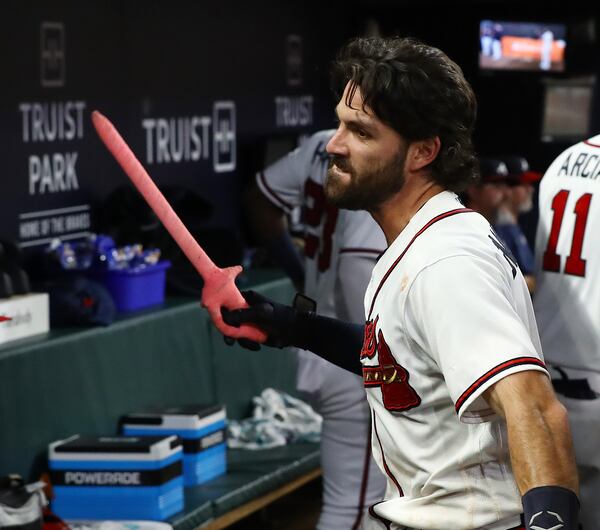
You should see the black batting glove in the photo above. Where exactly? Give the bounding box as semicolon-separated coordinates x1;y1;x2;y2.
223;292;364;375
222;334;262;351
221;290;316;350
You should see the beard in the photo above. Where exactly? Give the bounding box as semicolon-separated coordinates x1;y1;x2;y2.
324;150;406;211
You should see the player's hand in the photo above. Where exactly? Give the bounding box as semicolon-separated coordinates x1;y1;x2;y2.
221;291;315;350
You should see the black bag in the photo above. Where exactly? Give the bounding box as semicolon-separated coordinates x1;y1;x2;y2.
45;275;116;327
0;475;46;530
0;241;31;298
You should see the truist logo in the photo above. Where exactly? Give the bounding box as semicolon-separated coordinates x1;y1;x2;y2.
212;101;236;173
360;316;378;359
529;511;565;530
362;323;421;412
64;471;141;486
141;101;236;173
40;22;65;88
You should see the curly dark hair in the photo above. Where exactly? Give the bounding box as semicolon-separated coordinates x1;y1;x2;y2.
331;37;479;192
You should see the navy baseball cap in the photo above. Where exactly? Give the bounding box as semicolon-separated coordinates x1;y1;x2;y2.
478;158;509;184
501;155;542;185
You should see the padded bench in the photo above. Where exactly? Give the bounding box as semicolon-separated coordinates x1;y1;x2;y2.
173;444;321;530
0;269;321;529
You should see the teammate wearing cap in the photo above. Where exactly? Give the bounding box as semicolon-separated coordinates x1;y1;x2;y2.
534;134;600;529
245;131;387;530
225;36;580;529
461;157;508;223
495;156;541;293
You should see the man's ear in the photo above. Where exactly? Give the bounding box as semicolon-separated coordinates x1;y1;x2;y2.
406;137;441;172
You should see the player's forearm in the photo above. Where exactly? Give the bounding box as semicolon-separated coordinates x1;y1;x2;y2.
504;396;578;494
485;372;578;494
485;372;580;528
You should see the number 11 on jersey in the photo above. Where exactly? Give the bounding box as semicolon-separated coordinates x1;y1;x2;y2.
542;189;593;277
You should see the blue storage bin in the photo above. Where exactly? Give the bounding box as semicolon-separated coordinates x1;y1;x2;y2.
121;405;227;486
49;434;183;521
97;260;171;313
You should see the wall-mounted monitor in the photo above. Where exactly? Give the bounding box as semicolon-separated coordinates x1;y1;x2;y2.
541;77;595;142
480;20;567;72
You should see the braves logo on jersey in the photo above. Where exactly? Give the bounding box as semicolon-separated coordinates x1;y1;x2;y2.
362;317;421;412
360;315;378;359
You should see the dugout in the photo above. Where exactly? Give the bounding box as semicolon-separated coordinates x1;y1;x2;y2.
1;1;599;528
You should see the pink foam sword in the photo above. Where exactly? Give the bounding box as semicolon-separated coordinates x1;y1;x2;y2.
91;110;266;343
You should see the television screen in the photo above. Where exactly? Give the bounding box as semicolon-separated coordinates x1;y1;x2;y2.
479;20;567;72
541;78;595;142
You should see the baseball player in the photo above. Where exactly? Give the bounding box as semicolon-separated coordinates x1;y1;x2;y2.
223;36;580;530
245;130;387;529
480;20;494;58
539;29;554;71
461;157;509;224
534;134;600;529
492;23;504;61
495;156;541;293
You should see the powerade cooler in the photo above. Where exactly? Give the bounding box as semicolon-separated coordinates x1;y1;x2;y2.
121;405;227;486
49;435;183;520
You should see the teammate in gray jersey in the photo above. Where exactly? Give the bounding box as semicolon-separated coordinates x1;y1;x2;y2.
245;130;387;529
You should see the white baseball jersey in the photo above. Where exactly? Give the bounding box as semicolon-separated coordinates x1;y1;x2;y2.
361;191;547;530
534;134;600;374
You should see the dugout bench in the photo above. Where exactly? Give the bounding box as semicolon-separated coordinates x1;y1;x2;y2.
0;270;321;530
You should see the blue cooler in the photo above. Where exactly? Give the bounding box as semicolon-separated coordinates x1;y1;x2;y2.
94;260;171;313
49;435;183;520
121;405;227;486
